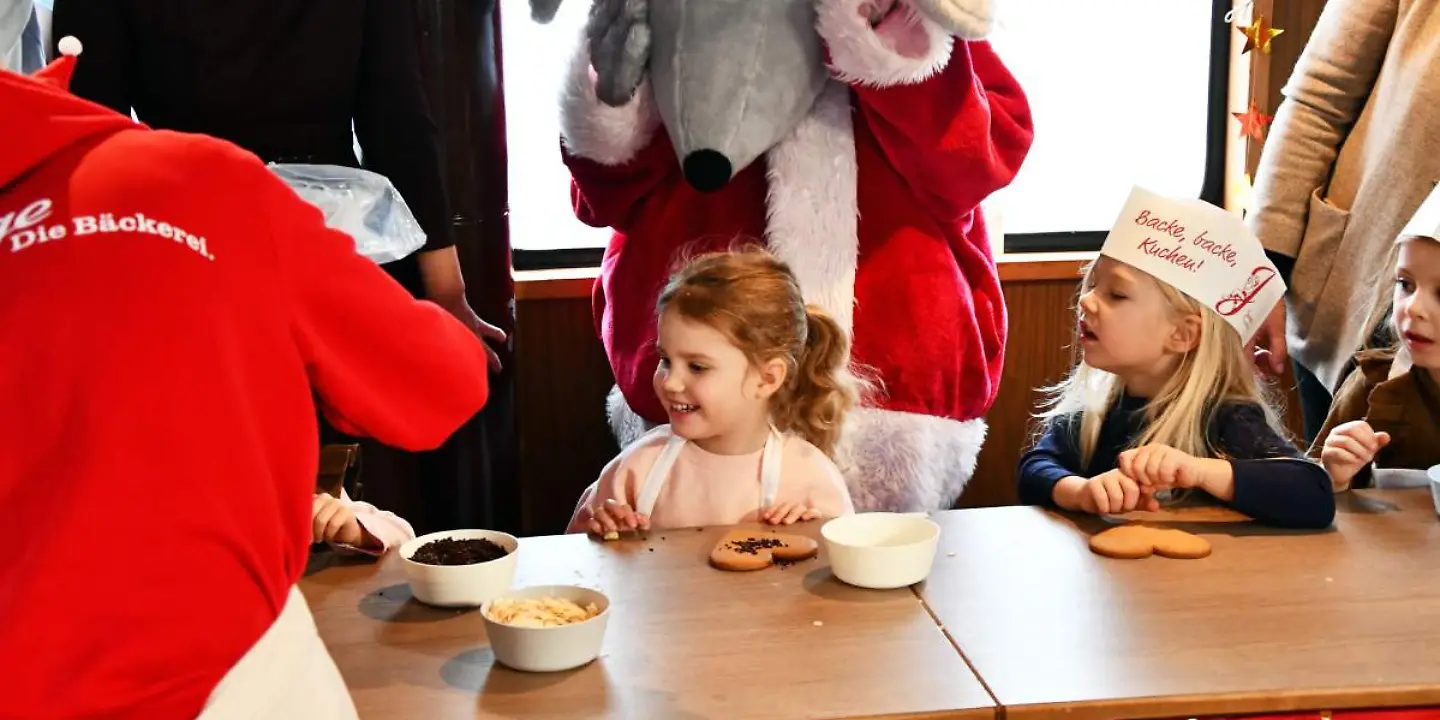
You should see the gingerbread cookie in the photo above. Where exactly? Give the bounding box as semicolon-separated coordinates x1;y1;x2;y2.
1088;524;1211;560
709;529;819;571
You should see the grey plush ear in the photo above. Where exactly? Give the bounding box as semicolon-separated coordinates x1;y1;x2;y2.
587;0;650;107
529;0;564;23
909;0;995;39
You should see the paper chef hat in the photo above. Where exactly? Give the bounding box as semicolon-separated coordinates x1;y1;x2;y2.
1100;186;1286;343
1399;182;1440;243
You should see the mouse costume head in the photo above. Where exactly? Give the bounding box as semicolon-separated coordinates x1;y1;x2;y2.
532;0;995;192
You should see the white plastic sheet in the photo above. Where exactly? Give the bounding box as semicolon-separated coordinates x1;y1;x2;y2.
270;163;427;264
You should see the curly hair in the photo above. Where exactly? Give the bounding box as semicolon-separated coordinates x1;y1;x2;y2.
657;248;866;457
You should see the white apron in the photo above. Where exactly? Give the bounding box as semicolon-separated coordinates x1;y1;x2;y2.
632;428;786;518
198;586;358;720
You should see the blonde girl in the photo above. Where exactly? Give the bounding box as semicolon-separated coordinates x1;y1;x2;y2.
568;249;860;534
1017;188;1334;529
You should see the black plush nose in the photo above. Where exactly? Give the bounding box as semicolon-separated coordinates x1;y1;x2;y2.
682;149;732;193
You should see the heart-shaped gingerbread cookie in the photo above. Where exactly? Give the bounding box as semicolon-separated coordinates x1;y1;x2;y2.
1088;523;1211;560
709;529;819;571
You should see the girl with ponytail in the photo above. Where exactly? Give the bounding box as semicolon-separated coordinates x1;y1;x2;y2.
568;249;862;535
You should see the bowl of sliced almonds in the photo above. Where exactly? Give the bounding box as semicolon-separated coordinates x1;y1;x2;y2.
480;585;611;672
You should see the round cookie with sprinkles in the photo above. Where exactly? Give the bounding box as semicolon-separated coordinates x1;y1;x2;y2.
709;529;820;571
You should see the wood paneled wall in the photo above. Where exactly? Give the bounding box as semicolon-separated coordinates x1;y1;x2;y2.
514;296;620;534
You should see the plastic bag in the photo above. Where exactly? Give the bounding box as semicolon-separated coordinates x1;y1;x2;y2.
269;163;427;265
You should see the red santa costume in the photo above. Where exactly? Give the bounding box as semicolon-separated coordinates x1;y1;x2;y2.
559;0;1034;510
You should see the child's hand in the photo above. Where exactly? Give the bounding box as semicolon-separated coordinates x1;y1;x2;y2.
1320;420;1391;491
582;498;649;538
1118;444;1213;492
312;493;365;547
1077;469;1156;515
762;503;820;525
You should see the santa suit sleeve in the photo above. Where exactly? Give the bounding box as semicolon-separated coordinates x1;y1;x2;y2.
555;46;675;230
247;150;491;450
816;1;1034;223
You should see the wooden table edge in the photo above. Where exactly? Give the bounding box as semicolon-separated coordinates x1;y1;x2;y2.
999;684;1440;720
841;708;995;720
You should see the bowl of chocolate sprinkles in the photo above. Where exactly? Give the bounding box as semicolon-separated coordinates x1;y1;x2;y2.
400;529;519;608
410;537;509;565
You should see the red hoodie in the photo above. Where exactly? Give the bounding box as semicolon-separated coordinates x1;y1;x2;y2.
0;62;490;718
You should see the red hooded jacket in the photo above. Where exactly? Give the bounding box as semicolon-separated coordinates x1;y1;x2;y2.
0;60;489;718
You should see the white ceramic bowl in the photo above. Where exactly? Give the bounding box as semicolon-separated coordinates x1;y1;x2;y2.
399;529;519;608
481;585;611;673
1428;465;1440;516
821;512;941;589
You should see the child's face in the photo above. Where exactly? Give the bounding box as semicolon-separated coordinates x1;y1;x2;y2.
652;308;779;446
1395;237;1440;369
1077;258;1198;393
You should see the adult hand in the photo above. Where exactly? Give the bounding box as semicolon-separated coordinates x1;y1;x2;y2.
1249;301;1288;378
437;295;507;373
418;247;508;372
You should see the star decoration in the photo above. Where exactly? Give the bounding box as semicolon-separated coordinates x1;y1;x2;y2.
1229;172;1254;219
1234;102;1274;141
1237;14;1284;55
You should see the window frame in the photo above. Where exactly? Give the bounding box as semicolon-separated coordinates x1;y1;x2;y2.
508;0;1232;270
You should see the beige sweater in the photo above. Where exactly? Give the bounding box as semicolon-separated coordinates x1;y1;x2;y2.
1248;0;1440;392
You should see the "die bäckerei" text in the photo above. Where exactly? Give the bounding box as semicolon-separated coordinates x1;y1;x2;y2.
2;198;215;260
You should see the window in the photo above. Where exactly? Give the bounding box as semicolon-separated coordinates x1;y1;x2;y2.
502;0;608;269
503;0;1230;269
988;0;1228;252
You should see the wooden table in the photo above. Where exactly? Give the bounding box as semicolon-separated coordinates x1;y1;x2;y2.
302;522;995;719
919;489;1440;720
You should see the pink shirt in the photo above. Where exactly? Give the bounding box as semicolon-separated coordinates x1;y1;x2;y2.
567;426;855;532
328;487;415;556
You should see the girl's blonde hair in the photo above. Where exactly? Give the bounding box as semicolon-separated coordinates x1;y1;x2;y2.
1036;261;1288;467
657;248;865;457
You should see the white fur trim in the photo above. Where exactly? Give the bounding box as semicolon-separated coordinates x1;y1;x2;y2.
558;37;662;165
605;387;986;511
607;385;657;450
816;0;954;88
764;81;860;337
910;0;995;40
836;408;985;511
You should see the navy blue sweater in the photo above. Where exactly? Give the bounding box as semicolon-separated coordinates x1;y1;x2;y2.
1017;395;1335;529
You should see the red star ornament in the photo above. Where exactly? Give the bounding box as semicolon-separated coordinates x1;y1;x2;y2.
1234;102;1274;141
1237;14;1284;54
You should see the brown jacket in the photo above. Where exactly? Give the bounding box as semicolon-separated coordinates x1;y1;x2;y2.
1248;0;1440;391
1308;349;1440;487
